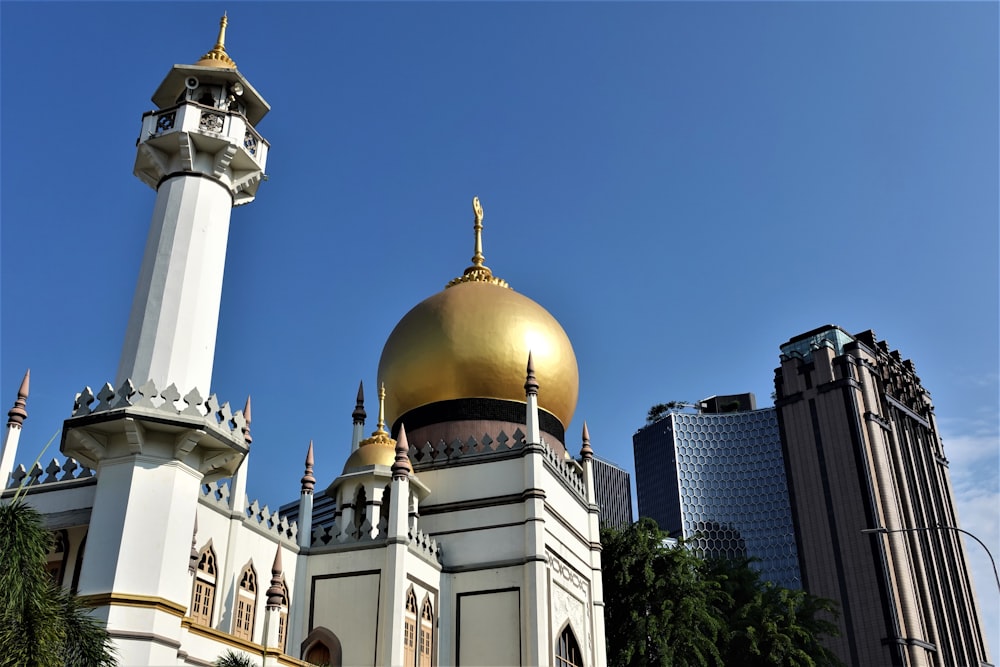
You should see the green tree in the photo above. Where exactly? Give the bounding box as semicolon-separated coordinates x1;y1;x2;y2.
0;500;116;667
214;650;259;667
601;521;842;667
602;518;726;666
709;558;842;667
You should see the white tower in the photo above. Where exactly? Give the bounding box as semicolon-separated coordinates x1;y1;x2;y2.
60;19;262;664
117;13;269;397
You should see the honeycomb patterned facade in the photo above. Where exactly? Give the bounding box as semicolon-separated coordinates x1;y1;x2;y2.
634;407;800;590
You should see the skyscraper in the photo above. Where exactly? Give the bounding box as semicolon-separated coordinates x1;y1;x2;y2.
632;394;800;589
589;455;633;531
775;325;991;667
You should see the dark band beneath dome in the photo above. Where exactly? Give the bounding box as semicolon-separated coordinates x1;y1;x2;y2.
390;397;566;444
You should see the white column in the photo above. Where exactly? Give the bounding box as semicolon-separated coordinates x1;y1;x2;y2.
579;423;607;665
382;426;412;667
521;352;547;664
116;176;233;396
298;440;316;549
76;450;203;665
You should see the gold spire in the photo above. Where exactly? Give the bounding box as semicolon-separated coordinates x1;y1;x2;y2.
194;13;237;69
446;196;510;289
357;383;395;448
376;383;387;433
471;196;485;268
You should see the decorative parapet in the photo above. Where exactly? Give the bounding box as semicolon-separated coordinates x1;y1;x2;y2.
307;519;443;563
407;527;442;562
541;441;586;498
198;480;298;546
408;428;528;466
405;428;585;499
71;379;248;448
200;479;232;510
310;517;374;546
5;457;95;490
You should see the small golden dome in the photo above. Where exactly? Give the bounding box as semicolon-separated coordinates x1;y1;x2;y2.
194;14;237;69
341;435;397;473
378;198;579;430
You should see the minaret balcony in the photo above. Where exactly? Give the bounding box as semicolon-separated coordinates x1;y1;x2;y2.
138;101;269;172
135;101;268;203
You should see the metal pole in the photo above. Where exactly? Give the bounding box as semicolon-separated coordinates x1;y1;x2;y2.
862;525;1000;595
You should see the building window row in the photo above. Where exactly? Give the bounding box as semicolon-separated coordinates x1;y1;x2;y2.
403;587;434;667
190;545;288;652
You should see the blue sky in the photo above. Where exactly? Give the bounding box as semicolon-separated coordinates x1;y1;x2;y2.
2;1;997;655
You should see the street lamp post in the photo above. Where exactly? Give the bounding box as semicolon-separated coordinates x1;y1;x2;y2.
861;525;1000;594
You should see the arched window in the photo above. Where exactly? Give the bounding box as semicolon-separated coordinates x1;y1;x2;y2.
277;579;290;652
404;587;418;666
418;596;434;667
234;563;257;640
555;625;583;667
191;546;217;626
45;530;68;585
302;627;342;667
378;484;392;535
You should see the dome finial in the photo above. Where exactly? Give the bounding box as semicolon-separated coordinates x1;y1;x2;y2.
392;423;412;479
352;381;367;424
301;440;316;493
376;382;387;434
472;196;485;268
7;369;29;427
446;197;510;289
580;421;594;461
194;13;237;68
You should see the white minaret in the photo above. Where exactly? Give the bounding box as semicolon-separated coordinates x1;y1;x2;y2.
117;13;269;397
60;20;263;664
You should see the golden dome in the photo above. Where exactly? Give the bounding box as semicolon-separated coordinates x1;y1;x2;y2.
378;198;579;429
193;14;237;69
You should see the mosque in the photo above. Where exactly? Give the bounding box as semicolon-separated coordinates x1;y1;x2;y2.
0;17;607;667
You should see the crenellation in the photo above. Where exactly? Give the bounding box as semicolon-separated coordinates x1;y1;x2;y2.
408;428;533;469
407;527;442;563
70;379;250;448
5;456;95;490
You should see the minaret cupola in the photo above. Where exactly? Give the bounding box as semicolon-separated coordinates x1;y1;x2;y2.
136;13;270;205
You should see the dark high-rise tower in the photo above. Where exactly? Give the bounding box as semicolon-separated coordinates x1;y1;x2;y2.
589;456;633;530
775;326;990;667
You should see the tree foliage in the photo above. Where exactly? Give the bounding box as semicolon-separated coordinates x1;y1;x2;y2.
602;519;842;667
0;500;116;667
646;402;691;424
214;650;259;667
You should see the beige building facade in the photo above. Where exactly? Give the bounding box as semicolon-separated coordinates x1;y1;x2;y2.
775;325;991;667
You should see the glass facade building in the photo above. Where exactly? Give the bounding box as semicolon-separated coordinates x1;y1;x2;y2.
633;399;800;590
589;456;633;531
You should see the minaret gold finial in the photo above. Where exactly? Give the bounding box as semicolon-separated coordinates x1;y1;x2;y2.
218;12;229;50
446;196;510;289
194;13;237;69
